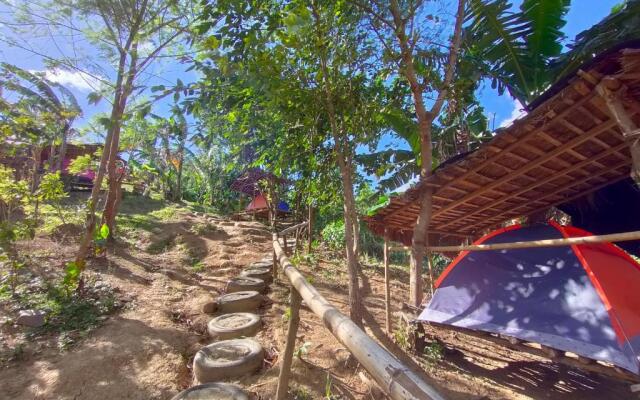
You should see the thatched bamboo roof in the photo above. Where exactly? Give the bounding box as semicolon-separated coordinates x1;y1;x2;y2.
366;45;640;248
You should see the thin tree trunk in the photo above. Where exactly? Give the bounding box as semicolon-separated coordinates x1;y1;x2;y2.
74;50;127;266
388;0;465;307
311;1;362;328
103;45;138;237
31;147;42;223
48;139;57;172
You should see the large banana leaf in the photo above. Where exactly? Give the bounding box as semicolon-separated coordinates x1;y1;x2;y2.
466;0;570;105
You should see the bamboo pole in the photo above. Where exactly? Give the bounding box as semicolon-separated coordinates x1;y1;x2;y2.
272;249;278;281
272;234;445;400
275;287;302;400
426;230;640;253
383;229;391;335
279;220;309;236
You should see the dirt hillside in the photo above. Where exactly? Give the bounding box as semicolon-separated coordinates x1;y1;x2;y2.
0;200;633;399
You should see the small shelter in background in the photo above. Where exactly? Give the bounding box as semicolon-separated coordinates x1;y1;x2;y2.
230;167;290;220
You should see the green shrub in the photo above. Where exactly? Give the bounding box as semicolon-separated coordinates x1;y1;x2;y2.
321;220;345;251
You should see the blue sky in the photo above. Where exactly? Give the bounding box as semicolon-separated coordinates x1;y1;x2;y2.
0;0;622;146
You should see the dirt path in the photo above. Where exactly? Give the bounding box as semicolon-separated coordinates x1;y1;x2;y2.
0;213;273;400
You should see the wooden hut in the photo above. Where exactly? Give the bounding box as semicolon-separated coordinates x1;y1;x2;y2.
366;45;640;254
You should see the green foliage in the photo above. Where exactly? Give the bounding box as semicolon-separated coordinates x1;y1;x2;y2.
67;151;100;175
92;223;109;256
62;261;82;289
321;220;345;251
189;222;219;236
466;0;570;104
423;341;445;365
291;386;312;400
0;166;30;222
36;172;68;224
294;341;312;358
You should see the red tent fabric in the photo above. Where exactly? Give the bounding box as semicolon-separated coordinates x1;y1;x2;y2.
246;193;268;211
420;222;640;374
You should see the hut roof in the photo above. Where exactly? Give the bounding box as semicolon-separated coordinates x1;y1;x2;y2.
366;45;640;247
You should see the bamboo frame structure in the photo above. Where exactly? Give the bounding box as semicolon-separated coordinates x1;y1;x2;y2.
365;46;640;248
272;230;446;400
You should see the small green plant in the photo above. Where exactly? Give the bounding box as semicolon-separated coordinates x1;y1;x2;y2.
324;373;341;400
320;220;345;251
36;172;68;224
291;386;312;400
282;306;292;323
146;233;176;254
423;341;444;365
393;325;409;351
191;260;206;272
93;223;110;256
294;341;312;358
189;222;218;235
0;166;31;294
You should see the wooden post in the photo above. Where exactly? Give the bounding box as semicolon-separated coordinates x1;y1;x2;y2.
275;288;302;400
596;77;640;184
307;206;314;253
272;235;445;400
283;234;288;255
383;229;391;335
273;247;278;281
426;251;434;296
294;226;300;253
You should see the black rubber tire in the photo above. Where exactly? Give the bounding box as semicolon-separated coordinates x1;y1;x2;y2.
216;291;263;313
226;277;266;293
240;267;272;283
171;382;250;399
208;312;261;339
193;339;264;383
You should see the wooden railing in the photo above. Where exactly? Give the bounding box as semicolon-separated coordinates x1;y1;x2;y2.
272;224;445;400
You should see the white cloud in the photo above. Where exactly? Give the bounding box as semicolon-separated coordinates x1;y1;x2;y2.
499;99;527;128
33;69;105;92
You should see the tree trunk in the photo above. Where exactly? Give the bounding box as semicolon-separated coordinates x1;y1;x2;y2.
75;50;127;266
388;0;465;307
31;147;42;224
335;145;363;327
48;139;57;172
103;45;138;237
311;2;362;327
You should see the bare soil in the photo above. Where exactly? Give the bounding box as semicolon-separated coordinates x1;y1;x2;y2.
0;208;634;399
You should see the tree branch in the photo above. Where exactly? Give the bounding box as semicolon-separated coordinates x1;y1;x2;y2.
429;0;466;117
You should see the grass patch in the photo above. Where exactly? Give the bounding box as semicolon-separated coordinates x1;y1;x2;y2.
145;233;177;254
189;221;219;236
1;271;119;352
